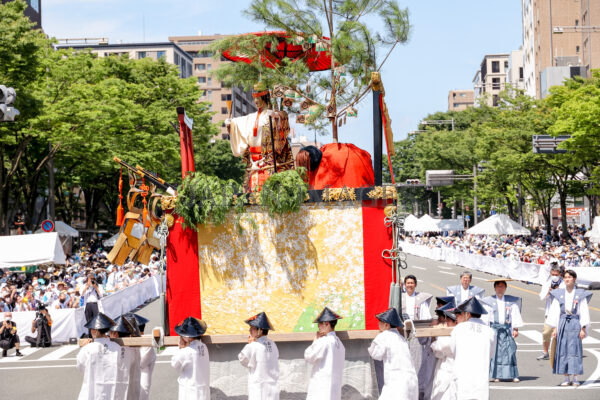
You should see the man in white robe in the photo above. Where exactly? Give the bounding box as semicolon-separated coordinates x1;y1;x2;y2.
131;313;155;400
238;312;279;400
77;313;124;400
304;307;345;400
108;313;142;400
368;308;418;400
171;317;210;400
431;302;457;400
450;297;496;400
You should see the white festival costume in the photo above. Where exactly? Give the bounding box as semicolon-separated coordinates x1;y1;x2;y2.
125;347;141;400
450;318;496;400
139;346;157;400
76;337;124;400
304;331;345;400
430;335;456;400
229;110;273;157
238;336;280;400
171;340;210;400
368;328;418;400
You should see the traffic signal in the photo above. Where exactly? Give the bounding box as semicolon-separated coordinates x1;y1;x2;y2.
0;85;19;122
405;179;421;185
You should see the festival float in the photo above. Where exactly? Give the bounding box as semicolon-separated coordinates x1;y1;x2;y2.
99;32;449;398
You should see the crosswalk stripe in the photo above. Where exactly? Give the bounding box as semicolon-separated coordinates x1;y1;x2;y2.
0;346;40;363
519;330;543;344
594;329;600;335
583;336;600;344
38;345;79;361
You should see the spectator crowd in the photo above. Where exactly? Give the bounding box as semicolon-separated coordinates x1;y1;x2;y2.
403;224;600;268
0;247;162;313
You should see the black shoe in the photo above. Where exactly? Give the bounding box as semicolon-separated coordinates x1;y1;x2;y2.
1;349;6;357
15;350;23;356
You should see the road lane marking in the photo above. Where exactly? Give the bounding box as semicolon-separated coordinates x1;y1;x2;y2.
508;284;540;296
519;330;543;344
490;385;600;389
583;336;600;345
439;271;455;276
472;277;487;281
0;346;39;362
438;266;452;270
411;266;426;270
582;348;600;387
38;345;79;361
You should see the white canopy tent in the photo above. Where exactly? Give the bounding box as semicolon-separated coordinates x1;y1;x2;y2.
466;213;530;236
35;221;79;237
103;232;120;248
403;214;420;232
417;214;443;233
584;216;600;243
0;232;66;268
437;218;465;232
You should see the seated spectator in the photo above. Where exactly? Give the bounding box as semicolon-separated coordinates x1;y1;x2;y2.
25;304;53;347
0;312;23;357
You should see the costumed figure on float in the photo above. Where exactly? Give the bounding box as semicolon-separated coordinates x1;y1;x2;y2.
226;81;294;192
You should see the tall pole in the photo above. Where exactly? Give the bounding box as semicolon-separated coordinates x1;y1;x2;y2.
47;143;56;221
373;89;383;186
473;163;478;225
518;182;524;226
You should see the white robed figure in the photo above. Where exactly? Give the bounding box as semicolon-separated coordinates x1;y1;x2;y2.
482;279;523;382
139;346;156;400
77;313;124;400
238;312;280;400
450;297;496;400
109;313;144;400
368;308;418;400
304;307;345;400
170;317;210;400
430;302;457;400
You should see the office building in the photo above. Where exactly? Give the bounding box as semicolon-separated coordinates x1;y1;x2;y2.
447;90;474;111
521;0;600;98
472;54;510;107
507;48;525;91
2;0;41;28
169;34;257;138
55;41;194;79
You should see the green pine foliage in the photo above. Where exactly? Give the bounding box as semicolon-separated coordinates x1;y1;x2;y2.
260;168;308;215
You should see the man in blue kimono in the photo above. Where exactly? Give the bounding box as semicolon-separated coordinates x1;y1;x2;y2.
482;278;523;382
446;271;485;304
546;269;592;386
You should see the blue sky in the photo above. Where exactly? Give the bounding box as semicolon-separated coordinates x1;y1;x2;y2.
43;0;523;156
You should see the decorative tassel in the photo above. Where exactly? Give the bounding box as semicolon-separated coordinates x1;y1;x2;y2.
116;167;124;226
141;179;150;227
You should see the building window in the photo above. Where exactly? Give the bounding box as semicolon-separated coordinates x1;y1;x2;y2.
575;19;579;26
221;107;228;114
207;77;212;85
175;53;180;65
138;51;147;59
519;67;524;79
492;77;500;90
576;45;580;53
157;51;166;59
28;0;40;12
198;51;214;58
221;94;232;101
492;61;500;73
206;64;212;70
195;64;206;71
504;61;508;70
492;95;499;107
198;77;206;83
207;90;212;97
459;93;466;97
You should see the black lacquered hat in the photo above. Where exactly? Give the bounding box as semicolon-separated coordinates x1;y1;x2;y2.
435;303;457;321
454;296;488;315
174;317;207;338
313;307;343;323
110;314;140;336
375;308;403;328
84;312;116;330
128;312;150;327
245;312;275;331
436;296;455;306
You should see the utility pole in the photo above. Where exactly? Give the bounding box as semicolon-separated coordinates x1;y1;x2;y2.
473;163;478;225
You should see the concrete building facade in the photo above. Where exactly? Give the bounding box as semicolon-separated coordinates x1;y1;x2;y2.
447;90;474;111
507;48;526;91
169;35;256;138
521;0;600;98
55;41;194;79
473;54;510;106
2;0;41;28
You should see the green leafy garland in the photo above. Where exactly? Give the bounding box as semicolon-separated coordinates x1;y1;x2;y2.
174;172;246;230
260;168;308;215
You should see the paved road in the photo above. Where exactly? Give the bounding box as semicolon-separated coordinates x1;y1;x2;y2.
0;254;599;399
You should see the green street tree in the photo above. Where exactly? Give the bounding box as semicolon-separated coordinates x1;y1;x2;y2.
211;0;411;142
